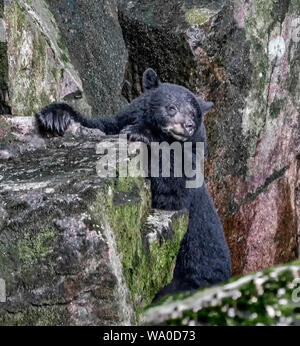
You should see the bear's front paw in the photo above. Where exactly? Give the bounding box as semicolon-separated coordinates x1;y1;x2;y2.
36;106;72;136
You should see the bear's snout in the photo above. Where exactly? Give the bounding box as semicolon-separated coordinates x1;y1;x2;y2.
183;119;196;136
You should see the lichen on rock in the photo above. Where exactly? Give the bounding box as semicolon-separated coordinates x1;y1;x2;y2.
2;0;91;116
185;8;215;26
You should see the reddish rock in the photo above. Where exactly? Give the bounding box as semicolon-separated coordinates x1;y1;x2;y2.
118;0;299;275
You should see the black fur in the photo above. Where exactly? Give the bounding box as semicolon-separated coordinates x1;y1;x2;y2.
36;68;231;299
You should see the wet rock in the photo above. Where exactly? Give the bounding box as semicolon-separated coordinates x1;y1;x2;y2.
0;118;188;325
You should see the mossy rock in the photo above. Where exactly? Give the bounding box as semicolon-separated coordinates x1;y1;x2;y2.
2;0;90;116
0;123;189;325
144;262;300;326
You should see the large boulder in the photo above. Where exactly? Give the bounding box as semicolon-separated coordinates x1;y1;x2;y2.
118;0;300;275
0;0;129;117
0;0;91;116
0;117;188;325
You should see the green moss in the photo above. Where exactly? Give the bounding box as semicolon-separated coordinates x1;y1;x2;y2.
0;306;69;326
61;52;69;64
115;177;137;193
57;35;70;64
9;7;53;115
146;214;189;300
51;67;62;83
31;34;47;80
16;228;57;265
89;178;188;319
185;8;212;26
15;0;26;25
57;36;67;51
0;227;58;283
39;90;52;107
290;0;300;12
5;1;35;114
8;1;25;50
34;35;47;62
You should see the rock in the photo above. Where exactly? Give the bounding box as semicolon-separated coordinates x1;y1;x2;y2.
47;0;128;116
118;0;300;275
0;0;91;116
144;261;300;326
117;0;226;99
0;118;188;325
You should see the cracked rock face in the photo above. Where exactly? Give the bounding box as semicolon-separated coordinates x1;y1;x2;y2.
118;0;300;275
47;0;129;116
0;117;188;325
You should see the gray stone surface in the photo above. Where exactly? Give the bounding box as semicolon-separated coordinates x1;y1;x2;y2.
47;0;129;116
0;117;188;325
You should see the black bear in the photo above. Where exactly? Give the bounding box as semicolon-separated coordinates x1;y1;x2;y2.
36;68;232;299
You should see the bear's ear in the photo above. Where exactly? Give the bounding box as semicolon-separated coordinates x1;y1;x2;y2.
142;68;161;92
197;98;214;115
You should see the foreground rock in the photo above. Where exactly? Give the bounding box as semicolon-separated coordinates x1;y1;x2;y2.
118;0;300;275
0;117;188;325
144;262;300;326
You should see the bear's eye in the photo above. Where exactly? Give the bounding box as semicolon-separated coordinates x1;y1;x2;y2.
167;105;177;116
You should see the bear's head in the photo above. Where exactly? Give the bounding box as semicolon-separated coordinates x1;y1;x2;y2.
142;68;213;142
